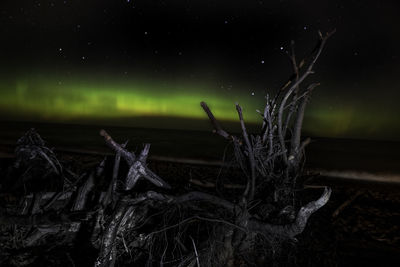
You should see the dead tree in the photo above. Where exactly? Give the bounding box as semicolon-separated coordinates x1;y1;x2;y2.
0;30;334;267
194;29;335;265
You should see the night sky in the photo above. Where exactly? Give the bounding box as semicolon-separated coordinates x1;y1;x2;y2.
0;0;399;140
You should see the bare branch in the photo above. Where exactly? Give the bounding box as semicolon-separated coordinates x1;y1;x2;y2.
248;187;332;238
100;129;135;164
101;130;171;190
72;168;96;211
289;40;300;81
291;83;319;158
278;30;335;165
103;140;128;207
125;160;171;190
299;137;311;152
200;101;237;142
190;236;201;267
236;104;256;202
282;40;302;139
139;143;151;162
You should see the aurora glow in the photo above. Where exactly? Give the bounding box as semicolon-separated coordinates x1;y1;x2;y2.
304;99;400;140
0;75;263;124
1;74;399;140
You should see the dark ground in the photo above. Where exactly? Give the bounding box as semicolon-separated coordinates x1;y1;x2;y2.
0;121;399;266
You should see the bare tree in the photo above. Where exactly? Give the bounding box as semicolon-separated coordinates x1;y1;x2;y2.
184;29;335;265
0;30;334;267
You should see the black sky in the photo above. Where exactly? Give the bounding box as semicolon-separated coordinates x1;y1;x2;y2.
0;0;400;140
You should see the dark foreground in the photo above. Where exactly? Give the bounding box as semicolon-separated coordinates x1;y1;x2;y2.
0;121;399;266
136;160;400;266
1;155;399;266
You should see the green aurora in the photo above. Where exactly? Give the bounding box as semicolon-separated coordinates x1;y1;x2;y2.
1;75;399;140
0;75;263;123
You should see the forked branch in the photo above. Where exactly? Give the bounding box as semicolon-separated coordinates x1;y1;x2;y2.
277;30;335;165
